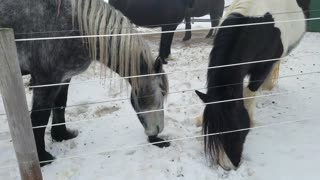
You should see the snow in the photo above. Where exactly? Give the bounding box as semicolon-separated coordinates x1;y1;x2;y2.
1;1;320;179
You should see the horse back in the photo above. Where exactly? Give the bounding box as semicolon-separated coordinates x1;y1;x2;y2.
225;0;306;55
110;0;187;26
208;12;285;87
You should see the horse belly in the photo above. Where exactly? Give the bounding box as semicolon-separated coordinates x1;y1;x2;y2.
119;0;186;26
61;60;91;82
190;0;210;17
59;52;92;82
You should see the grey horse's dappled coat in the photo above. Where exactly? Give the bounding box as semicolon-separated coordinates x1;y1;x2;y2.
0;0;169;165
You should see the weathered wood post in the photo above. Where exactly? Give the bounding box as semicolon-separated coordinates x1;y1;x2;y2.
0;29;43;180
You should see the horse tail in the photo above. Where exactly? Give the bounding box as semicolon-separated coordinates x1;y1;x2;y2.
203;13;252;170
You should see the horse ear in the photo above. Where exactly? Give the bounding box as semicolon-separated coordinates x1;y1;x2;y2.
195;90;209;103
154;57;163;73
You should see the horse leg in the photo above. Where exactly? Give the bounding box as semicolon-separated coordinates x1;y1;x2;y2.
159;28;169;64
183;11;192;41
160;26;177;63
31;82;61;166
261;61;281;91
207;0;225;38
165;26;178;60
51;79;78;142
248;63;275;92
245;63;275;125
195;115;203;127
243;87;256;127
206;13;215;38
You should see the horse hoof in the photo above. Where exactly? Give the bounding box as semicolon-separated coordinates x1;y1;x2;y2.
205;35;214;39
51;128;79;142
196;115;203;127
148;136;170;148
165;55;174;61
39;151;55;167
182;36;191;41
161;59;168;64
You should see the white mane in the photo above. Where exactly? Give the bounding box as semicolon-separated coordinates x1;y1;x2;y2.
70;0;157;94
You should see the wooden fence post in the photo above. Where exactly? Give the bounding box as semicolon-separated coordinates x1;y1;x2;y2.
0;29;43;180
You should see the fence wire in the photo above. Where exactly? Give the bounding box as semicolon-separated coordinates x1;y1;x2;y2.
0;116;317;170
14;8;320;36
15;17;320;42
0;6;319;173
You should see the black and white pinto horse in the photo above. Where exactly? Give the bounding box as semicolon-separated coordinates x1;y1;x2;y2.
196;0;310;170
0;0;169;166
184;0;225;41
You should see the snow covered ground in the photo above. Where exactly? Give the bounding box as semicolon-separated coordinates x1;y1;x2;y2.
1;0;320;179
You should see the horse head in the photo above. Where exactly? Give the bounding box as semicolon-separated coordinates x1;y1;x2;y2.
130;57;168;137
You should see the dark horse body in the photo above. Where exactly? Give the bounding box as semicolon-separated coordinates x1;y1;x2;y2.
0;0;169;166
184;0;225;41
196;0;310;170
109;0;225;63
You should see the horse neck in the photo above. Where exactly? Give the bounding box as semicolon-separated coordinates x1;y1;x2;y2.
206;48;245;102
72;0;154;93
207;68;245;102
101;50;153;80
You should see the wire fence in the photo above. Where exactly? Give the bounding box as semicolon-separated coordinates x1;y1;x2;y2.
0;54;318;119
0;73;319;133
29;56;288;88
30;84;320;129
19;70;320;114
0;116;318;170
0;6;320;174
15;17;320;42
13;8;320;36
10;14;319;90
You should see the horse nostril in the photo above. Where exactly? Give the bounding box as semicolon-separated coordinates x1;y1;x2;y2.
157;126;160;134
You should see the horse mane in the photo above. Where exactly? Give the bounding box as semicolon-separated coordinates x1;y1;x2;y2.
69;0;160;94
203;13;250;168
207;13;246;84
56;0;62;16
